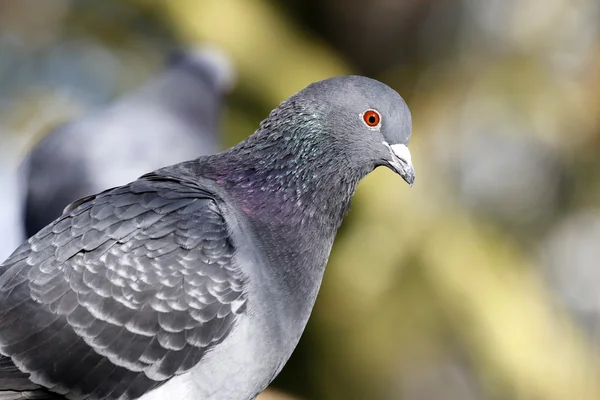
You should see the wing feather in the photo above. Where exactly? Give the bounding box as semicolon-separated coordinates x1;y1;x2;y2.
0;174;248;400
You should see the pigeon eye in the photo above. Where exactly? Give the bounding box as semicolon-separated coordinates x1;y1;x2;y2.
362;109;381;128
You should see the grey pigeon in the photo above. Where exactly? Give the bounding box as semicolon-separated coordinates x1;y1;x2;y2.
23;46;235;238
0;76;414;400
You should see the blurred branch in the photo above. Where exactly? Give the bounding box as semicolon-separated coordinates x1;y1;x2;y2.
257;388;301;400
135;0;350;107
423;217;600;400
323;153;600;399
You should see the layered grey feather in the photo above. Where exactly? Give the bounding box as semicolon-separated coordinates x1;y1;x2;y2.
0;174;246;400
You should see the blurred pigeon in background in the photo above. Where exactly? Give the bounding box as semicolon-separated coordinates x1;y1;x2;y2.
22;45;235;238
0;130;27;262
0;76;414;400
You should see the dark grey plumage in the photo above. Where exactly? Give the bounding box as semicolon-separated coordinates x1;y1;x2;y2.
23;46;235;238
1;175;244;400
0;75;414;400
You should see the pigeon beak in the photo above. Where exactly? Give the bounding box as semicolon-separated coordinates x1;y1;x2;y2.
383;142;415;187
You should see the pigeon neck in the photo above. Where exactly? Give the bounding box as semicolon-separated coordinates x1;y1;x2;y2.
207;109;368;231
198;105;373;318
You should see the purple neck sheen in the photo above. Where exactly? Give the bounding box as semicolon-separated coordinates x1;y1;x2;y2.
202;99;366;232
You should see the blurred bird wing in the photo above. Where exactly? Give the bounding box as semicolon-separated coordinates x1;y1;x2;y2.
0;174;248;400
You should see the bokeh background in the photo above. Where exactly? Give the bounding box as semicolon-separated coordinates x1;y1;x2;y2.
1;1;600;399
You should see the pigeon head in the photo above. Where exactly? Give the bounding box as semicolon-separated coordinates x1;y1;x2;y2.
168;45;236;94
202;75;414;225
301;75;414;185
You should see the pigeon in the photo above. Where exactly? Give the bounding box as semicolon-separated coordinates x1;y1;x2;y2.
0;75;414;400
23;46;235;238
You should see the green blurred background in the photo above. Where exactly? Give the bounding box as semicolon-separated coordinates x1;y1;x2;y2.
1;1;600;399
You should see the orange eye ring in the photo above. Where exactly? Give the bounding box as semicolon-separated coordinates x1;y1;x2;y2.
362;109;381;127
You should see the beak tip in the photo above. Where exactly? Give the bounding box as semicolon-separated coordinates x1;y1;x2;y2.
403;170;415;187
385;142;415;187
